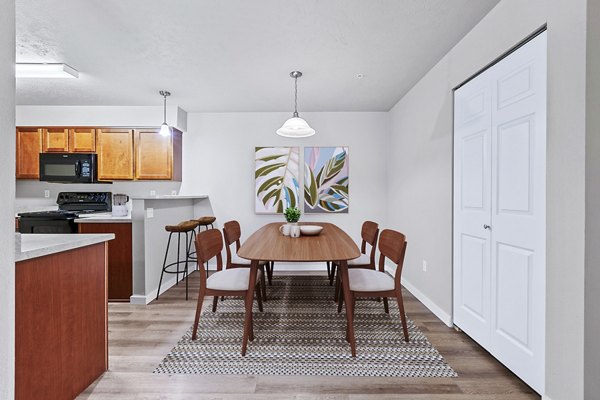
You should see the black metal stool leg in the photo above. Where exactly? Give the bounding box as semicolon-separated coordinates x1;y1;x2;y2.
175;233;181;285
184;231;190;300
156;232;173;300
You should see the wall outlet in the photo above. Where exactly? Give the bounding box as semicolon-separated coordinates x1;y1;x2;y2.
44;190;50;198
171;190;177;195
146;208;154;218
422;260;427;272
150;190;156;197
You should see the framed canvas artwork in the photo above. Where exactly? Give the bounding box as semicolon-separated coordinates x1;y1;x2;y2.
304;146;349;213
255;146;300;214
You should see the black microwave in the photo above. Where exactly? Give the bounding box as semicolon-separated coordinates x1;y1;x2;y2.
39;153;98;183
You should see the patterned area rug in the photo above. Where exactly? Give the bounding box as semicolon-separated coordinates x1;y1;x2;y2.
154;275;457;377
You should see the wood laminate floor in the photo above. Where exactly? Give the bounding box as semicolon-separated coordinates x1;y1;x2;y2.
79;270;539;399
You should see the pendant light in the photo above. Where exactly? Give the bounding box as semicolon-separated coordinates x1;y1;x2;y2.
159;90;171;137
276;71;315;138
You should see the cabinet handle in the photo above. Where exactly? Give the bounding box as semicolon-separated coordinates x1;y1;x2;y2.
483;224;491;230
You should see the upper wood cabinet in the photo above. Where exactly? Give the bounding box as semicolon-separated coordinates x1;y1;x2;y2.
96;129;134;180
16;128;42;179
69;128;96;152
42;128;69;152
134;128;182;181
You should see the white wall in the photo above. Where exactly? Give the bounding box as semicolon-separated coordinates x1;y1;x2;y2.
386;0;588;398
180;112;389;248
0;0;16;397
585;0;600;396
16;105;187;131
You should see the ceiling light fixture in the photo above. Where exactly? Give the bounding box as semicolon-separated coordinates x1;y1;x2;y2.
15;63;79;79
276;71;315;138
159;90;171;137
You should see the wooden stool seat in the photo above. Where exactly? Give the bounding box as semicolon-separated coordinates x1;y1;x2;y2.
195;216;216;226
165;220;200;233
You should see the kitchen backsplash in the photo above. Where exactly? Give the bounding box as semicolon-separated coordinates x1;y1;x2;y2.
15;180;182;213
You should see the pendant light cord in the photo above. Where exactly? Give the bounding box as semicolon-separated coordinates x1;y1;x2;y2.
293;75;299;118
163;94;167;124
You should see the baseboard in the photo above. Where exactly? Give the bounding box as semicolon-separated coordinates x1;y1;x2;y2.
130;275;178;305
384;264;453;328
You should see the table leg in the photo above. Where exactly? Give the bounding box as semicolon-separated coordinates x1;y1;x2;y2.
339;259;356;357
241;259;258;356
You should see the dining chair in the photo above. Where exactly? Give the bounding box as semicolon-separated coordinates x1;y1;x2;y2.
339;229;409;342
331;221;379;303
223;220;270;301
191;228;263;356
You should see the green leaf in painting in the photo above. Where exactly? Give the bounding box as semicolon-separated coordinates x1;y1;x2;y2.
255;162;285;178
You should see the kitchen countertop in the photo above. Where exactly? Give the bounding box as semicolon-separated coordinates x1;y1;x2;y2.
130;195;209;200
74;212;132;223
16;233;115;262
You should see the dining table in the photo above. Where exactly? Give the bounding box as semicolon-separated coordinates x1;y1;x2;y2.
237;222;361;356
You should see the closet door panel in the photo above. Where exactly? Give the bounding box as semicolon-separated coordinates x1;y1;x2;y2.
489;32;546;394
453;72;492;347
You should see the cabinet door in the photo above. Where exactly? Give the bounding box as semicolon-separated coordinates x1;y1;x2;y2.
134;128;173;180
97;129;134;180
42;128;69;152
69;128;96;152
78;223;132;301
16;128;42;179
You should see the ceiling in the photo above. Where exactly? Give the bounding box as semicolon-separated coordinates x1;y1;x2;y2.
16;0;499;112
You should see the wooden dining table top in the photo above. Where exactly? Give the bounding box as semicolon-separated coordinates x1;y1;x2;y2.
238;222;360;262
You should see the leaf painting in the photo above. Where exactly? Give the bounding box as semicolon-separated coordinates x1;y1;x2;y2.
255;147;300;214
304;147;349;213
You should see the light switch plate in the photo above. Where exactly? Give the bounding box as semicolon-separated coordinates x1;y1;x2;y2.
147;208;154;218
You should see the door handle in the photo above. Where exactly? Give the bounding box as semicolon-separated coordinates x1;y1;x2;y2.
483;224;491;230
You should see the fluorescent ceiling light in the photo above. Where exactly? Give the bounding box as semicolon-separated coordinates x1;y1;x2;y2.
15;63;79;79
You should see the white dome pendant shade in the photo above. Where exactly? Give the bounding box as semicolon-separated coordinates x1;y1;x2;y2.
277;71;315;138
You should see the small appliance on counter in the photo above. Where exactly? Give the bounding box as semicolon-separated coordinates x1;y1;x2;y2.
18;192;112;233
112;193;129;217
39;153;98;183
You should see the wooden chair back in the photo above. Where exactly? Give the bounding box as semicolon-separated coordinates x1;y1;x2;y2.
377;229;407;289
195;229;224;282
360;221;379;266
223;220;242;267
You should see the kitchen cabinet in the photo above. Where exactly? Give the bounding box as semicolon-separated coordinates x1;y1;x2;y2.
42;127;69;152
69;127;96;152
16;241;108;400
134;128;182;180
16;128;42;179
78;222;132;301
96;128;134;180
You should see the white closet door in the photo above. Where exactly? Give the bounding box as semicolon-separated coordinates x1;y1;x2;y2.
453;32;546;394
489;32;546;394
453;71;492;347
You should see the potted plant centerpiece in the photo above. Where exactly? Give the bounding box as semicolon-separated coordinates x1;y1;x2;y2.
280;206;301;237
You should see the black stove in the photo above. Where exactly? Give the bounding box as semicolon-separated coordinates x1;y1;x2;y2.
18;192;112;234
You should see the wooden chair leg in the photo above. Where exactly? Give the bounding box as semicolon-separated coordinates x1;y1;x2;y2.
337;286;344;313
329;263;337;285
212;296;219;312
383;297;389;314
266;261;274;285
395;291;409;342
334;272;341;302
259;266;268;301
191;288;205;341
256;283;264;312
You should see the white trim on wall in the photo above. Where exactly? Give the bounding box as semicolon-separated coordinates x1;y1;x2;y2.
385;263;453;327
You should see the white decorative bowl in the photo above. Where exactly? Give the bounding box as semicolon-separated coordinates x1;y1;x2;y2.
300;225;323;236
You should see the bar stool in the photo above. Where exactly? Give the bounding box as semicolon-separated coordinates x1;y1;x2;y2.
189;216;217;269
156;220;200;301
